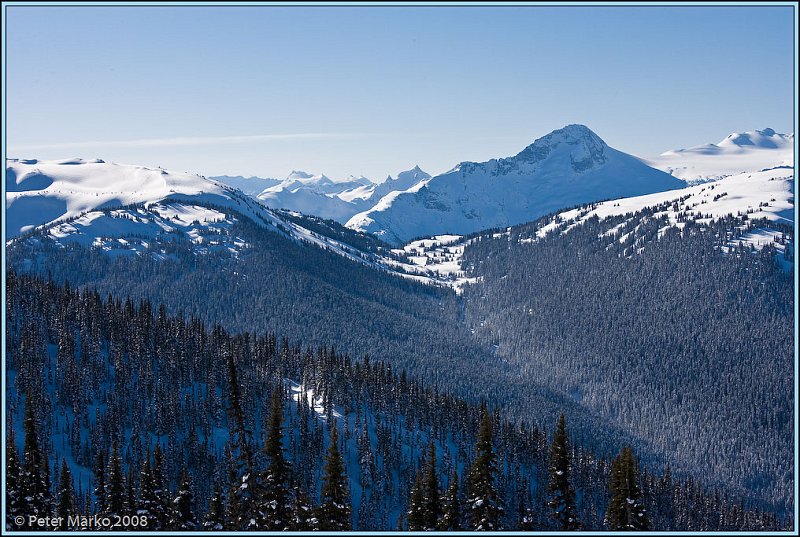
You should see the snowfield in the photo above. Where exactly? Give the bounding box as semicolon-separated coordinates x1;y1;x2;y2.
6;158;236;237
642;128;794;183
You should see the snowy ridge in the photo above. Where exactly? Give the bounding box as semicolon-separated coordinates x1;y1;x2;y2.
210;175;281;196
529;167;793;257
5;158;471;291
346;125;686;245
252;167;430;225
642;128;794;183
5;158;238;238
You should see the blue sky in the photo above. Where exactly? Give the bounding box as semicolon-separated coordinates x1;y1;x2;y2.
5;4;796;181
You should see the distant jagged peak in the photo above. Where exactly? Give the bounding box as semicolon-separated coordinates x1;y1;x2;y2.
395;165;431;181
287;170;316;180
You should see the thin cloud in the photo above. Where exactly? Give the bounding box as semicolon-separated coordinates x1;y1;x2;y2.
8;132;364;151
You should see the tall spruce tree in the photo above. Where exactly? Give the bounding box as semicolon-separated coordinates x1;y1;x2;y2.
151;444;172;528
21;395;50;524
547;414;580;530
258;385;292;530
606;447;649;531
138;452;157;523
93;450;106;515
6;427;24;526
314;425;351;530
225;350;256;529
407;468;426;531
125;466;136;517
439;469;462;530
105;440;125;517
466;407;503;530
422;442;442;530
517;476;536;530
56;459;76;521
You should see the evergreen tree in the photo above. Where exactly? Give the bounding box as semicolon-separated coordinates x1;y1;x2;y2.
466;407;503;530
151;444;172;528
422;442;442;530
225;351;256;530
258;385;292;530
224;445;242;529
314;425;351;530
439;469;462;531
172;467;197;530
407;468;426;531
56;459;76;521
517;477;536;530
292;484;314;530
93;450;106;515
138;453;157;524
21;395;50;524
606;447;649;531
125;466;136;516
5;427;24;526
104;440;125;517
203;479;225;531
547;414;580;530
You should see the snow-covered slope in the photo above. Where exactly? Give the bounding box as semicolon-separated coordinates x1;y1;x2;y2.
347;125;686;245
642;128;794;183
254;167;432;224
211;174;281;195
254;170;374;223
526;165;794;265
397;165;794;289
4;158;379;265
5;158;250;238
5;158;470;291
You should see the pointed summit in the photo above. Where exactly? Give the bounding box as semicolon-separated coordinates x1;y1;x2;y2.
514;124;608;172
348;124;683;244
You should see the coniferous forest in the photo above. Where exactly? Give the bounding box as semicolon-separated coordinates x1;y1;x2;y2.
5;3;797;533
4;269;790;531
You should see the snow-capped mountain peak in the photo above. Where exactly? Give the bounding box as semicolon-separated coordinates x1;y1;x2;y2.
347;125;684;244
514;124;607;170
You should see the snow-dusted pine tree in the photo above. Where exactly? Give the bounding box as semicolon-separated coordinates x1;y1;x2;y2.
606;446;649;530
314;425;351;530
466;406;503;530
547;414;580;530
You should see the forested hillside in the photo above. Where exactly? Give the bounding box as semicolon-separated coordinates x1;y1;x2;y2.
5;273;786;531
461;210;794;513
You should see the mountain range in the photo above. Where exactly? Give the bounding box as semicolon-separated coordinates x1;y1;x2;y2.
4;124;795;521
207;125;793;246
348;124;685;244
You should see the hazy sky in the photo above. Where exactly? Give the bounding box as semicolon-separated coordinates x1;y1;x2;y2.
5;4;796;181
